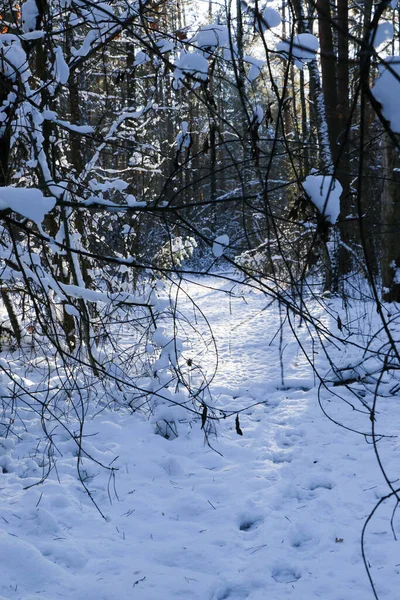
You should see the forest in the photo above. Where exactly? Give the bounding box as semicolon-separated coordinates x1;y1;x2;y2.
1;1;400;598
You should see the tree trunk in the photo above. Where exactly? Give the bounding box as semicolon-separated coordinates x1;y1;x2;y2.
317;0;339;161
0;74;11;187
336;0;353;276
381;135;400;302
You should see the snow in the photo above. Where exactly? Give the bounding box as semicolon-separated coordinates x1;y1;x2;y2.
20;30;45;41
371;22;394;48
256;7;281;32
302;174;342;223
213;234;230;257
57;282;147;306
156;38;174;53
176;121;191;150
0;187;56;224
173;51;209;88
54;47;70;84
253;104;264;124
245;55;265;82
134;50;150;66
126;194;146;207
83;1;115;24
276;34;319;69
90;178;128;192
71;30;98;58
195;24;230;50
21;0;39;32
0;39;29;83
372;56;400;133
55;120;94;134
0;277;399;599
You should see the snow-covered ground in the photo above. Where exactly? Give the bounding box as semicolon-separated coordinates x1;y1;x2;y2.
1;276;399;600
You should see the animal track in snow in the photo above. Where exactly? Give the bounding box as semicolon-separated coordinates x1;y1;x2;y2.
271;566;301;583
213;585;250;600
305;475;334;491
270;450;293;464
239;518;262;532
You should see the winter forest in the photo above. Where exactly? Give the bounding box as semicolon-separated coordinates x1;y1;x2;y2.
1;0;400;598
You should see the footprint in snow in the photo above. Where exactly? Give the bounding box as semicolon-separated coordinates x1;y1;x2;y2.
270;450;293;464
213;585;250;600
289;524;316;549
305;475;334;491
239;517;262;532
275;429;306;449
271;566;301;583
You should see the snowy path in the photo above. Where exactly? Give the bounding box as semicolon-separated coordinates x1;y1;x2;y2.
1;277;399;599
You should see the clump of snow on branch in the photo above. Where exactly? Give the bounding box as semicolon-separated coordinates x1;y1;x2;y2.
173;52;208;88
253;105;264;124
156;38;174;53
302;175;342;224
0;38;29;83
194;24;230;51
0;187;56;225
213;234;230;258
371;21;394;48
255;7;281;32
21;0;39;32
82;1;115;25
372;56;400;133
134;50;150;66
176;121;191;151
245;55;265;81
276;33;319;69
53;47;70;84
